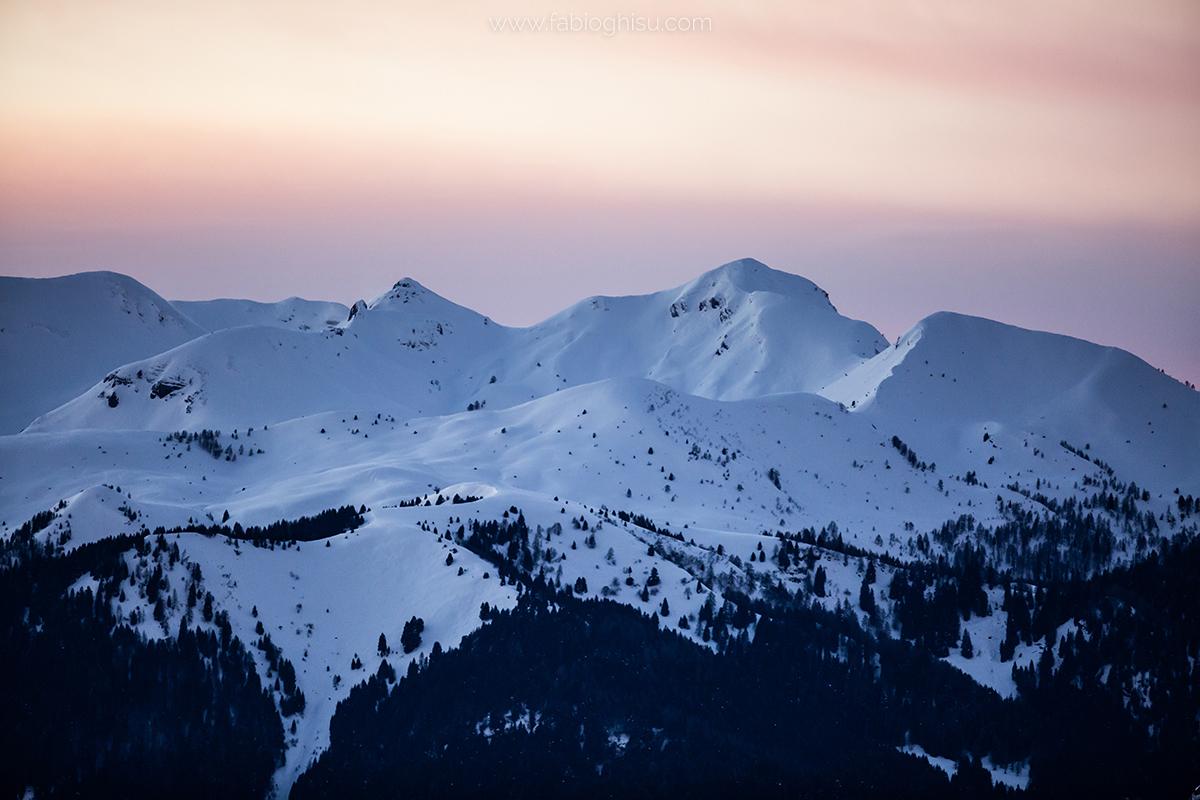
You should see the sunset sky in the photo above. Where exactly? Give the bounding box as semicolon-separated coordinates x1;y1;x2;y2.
1;0;1197;383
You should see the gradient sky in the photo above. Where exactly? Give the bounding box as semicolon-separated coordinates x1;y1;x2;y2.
1;0;1198;384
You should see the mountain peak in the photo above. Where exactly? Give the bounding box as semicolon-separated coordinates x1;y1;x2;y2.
367;277;434;310
689;259;834;309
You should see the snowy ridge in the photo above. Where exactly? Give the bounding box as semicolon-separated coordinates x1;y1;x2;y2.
0;271;207;434
24;259;889;432
517;257;888;401
824;311;1200;493
174;297;349;334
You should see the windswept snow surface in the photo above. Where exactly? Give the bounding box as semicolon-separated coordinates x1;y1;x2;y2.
3;258;1199;796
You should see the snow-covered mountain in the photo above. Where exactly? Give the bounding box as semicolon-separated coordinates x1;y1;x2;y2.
2;259;1197;798
821;311;1200;494
23;260;1196;503
25;260;889;433
0;272;207;434
0;274;355;435
512;258;888;401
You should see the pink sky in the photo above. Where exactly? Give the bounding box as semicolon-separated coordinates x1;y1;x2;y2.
1;0;1198;383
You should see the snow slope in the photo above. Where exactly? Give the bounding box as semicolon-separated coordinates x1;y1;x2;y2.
510;258;889;401
821;312;1200;495
24;279;512;432
174;297;349;334
2;376;983;560
0;272;207;434
0;401;778;795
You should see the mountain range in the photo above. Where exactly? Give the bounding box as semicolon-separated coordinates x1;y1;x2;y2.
2;258;1197;798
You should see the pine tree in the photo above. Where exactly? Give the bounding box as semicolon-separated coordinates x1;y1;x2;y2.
378;633;390;657
660;598;670;617
859;574;876;615
401;617;425;654
1000;614;1018;662
814;565;826;597
960;629;974;659
1037;643;1055;687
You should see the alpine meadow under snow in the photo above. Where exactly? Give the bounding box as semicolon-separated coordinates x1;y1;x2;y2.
2;258;1198;799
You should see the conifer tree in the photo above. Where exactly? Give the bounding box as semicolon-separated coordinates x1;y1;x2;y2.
960;630;974;659
401;617;425;654
859;574;876;615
